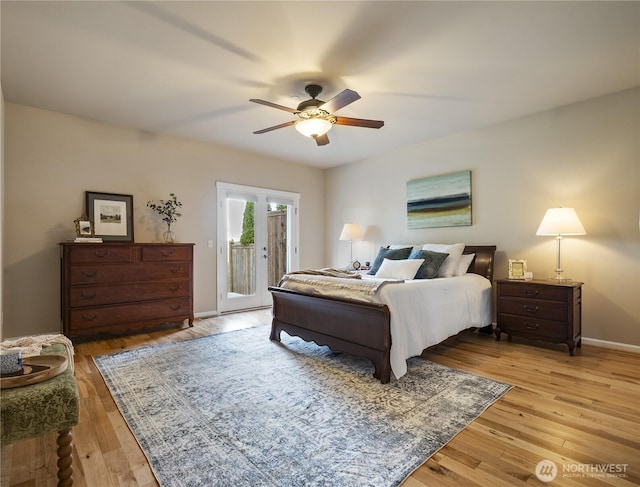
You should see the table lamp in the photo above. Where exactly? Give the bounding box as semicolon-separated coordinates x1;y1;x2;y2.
536;207;586;281
339;223;363;269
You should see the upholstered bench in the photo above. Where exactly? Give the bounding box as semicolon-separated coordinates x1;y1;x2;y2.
1;343;80;487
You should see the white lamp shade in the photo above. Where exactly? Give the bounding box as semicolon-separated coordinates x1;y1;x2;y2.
295;118;333;138
339;223;363;241
536;208;586;236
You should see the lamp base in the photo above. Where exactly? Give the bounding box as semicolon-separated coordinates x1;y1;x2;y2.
547;277;573;283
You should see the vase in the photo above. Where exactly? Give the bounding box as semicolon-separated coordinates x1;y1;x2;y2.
163;225;175;243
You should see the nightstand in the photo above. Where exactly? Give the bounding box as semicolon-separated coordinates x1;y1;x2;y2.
495;279;583;355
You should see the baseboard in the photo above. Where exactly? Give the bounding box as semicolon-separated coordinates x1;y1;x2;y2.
194;310;219;319
582;337;640;354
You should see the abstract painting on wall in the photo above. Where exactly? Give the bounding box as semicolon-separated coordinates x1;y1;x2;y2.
407;170;472;229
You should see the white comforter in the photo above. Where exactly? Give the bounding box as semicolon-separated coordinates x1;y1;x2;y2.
278;273;493;380
377;274;492;379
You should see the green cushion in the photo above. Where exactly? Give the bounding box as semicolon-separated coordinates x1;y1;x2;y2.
367;247;413;275
409;249;450;279
1;344;79;445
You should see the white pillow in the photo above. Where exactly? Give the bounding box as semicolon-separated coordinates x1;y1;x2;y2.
421;243;465;278
375;258;424;280
454;253;475;276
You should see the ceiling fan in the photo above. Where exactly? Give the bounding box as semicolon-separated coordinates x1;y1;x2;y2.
250;84;384;146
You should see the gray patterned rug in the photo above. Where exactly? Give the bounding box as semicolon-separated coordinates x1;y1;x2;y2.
94;326;511;487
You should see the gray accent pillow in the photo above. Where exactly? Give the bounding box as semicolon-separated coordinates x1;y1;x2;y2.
367;247;412;275
409;249;449;279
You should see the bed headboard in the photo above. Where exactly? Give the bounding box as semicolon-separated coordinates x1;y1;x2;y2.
463;245;497;282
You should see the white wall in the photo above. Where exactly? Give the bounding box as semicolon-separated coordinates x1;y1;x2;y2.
326;87;640;347
2;103;325;339
0;84;4;338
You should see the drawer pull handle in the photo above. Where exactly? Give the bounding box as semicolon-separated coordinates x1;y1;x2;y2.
169;285;182;292
93;251;110;258
170;304;182;311
161;250;174;257
82;314;98;321
526;323;540;330
81;292;97;300
525;290;539;297
524;305;539;313
170;267;182;274
82;271;98;278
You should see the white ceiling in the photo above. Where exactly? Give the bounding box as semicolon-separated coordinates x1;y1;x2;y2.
2;1;639;169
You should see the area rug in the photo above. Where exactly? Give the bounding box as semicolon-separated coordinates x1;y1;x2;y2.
94;326;511;487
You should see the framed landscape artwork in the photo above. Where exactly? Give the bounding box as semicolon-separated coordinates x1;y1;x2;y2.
85;191;134;242
407;170;472;229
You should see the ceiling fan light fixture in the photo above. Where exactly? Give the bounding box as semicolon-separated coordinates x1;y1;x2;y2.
295;117;333;138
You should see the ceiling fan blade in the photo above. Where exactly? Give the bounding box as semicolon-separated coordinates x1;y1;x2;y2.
253;120;296;134
249;99;298;114
334;116;384;129
319;89;361;113
314;134;330;146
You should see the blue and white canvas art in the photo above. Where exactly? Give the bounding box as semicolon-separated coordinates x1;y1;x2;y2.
407;170;472;228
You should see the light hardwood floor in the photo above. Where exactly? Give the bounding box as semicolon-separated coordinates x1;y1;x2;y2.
2;309;639;486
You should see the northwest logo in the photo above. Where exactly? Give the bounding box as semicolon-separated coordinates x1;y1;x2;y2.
536;460;558;482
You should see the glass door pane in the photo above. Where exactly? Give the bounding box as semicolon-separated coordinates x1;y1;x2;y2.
227;198;256;300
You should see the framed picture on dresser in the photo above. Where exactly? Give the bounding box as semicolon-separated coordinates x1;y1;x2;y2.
508;259;527;279
86;191;134;242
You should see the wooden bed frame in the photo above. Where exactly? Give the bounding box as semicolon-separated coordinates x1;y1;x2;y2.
269;245;497;383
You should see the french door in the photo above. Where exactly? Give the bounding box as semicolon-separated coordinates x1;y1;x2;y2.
216;182;299;313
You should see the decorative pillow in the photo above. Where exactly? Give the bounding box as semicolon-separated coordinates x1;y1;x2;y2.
367;247;412;275
374;258;424;280
408;249;449;279
454;253;475;276
388;244;423;252
421;243;465;278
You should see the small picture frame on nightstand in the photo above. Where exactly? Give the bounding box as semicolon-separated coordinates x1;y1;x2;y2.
508;259;527;279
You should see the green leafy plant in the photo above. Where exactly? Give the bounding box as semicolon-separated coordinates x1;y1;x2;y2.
240;201;255;245
147;193;183;226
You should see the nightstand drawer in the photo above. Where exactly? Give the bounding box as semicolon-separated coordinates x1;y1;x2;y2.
498;282;568;302
498;313;567;341
499;297;568;321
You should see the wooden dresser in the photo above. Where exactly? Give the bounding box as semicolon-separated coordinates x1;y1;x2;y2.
495;278;583;355
60;242;194;341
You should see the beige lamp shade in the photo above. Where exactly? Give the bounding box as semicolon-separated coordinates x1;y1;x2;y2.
339;223;363;241
536;208;586;236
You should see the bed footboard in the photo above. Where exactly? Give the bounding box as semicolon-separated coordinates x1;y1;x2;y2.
269;287;392;383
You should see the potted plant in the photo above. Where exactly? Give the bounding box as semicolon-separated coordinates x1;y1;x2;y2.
147;193;183;243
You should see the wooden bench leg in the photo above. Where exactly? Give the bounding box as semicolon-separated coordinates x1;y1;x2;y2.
56;428;74;487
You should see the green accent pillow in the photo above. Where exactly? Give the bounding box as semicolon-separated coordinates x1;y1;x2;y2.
367;247;412;275
409;249;449;279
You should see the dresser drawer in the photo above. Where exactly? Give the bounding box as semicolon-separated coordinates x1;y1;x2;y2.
69;279;190;307
68;246;132;264
142;245;192;262
498;282;568;302
498;313;567;341
69;297;191;330
70;262;191;285
499;297;568;321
